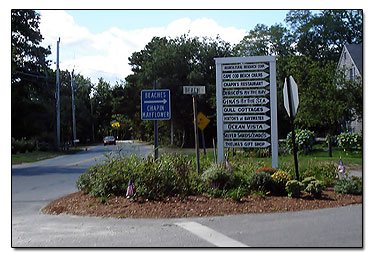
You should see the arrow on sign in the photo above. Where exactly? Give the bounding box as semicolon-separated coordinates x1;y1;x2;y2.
224;140;271;148
144;99;168;104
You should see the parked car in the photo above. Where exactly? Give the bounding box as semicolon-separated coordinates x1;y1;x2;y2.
103;136;116;146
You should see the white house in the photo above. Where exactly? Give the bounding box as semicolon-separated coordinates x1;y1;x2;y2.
337;43;363;133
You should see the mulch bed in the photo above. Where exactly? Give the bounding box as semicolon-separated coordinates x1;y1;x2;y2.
41;188;362;219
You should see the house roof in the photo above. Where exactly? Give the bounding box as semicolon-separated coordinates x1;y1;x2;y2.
345;43;362;76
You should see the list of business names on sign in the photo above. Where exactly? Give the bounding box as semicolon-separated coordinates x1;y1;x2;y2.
221;63;271;149
215;56;278;168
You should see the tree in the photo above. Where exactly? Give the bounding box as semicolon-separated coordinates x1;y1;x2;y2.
234;24;294;57
285;10;363;61
127;35;232;146
92;78;114;139
11;10;53;141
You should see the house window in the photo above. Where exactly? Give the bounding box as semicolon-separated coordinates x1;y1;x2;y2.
350;67;355;81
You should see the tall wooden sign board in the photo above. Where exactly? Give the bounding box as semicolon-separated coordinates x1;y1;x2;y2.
215;56;278;168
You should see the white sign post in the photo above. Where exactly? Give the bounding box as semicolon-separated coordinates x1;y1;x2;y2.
215;56;278;168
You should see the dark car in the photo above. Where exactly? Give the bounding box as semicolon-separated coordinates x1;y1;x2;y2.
103;136;116;146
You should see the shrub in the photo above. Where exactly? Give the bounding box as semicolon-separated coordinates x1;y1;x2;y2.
285;180;304;198
286;129;315;154
302;164;337;186
76;152;195;200
271;170;292;193
225;186;247;201
336;131;362;151
334;176;362;195
247;171;273;193
305;180;325;198
201;163;232;190
301;176;317;189
12;138;38;154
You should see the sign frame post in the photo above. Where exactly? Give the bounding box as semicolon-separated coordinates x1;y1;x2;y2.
215;56;278;168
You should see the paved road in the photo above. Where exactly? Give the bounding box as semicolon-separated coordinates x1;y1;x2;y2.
11;142;363;247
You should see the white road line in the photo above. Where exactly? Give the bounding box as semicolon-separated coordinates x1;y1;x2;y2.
175;221;249;247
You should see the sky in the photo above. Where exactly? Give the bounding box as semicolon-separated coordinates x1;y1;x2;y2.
37;9;292;85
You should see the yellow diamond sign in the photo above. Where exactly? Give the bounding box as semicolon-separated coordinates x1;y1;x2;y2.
197;112;210;131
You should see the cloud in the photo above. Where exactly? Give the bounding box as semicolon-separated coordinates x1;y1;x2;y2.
39;11;246;84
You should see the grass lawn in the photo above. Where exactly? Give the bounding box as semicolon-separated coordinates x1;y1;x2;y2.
186;147;362;172
12;148;84;165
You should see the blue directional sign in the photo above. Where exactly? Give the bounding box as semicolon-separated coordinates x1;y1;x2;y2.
141;89;171;120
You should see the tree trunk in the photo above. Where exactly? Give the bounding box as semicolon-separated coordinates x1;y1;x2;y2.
327;133;333;157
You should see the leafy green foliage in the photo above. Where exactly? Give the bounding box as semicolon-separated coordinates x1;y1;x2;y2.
305;180;325;198
285;180;304;197
247;171;274;193
301;177;317;189
11;138;37;154
286;129;315;154
201;163;231;190
334;176;362;195
271;170;292;193
302;164;337;186
77;152;195;200
336;131;362;151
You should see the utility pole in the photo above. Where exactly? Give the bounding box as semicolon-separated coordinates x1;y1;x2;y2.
90;96;95;143
71;69;77;146
56;37;61;151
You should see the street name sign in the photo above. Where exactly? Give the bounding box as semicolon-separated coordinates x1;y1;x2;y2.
223;89;269;97
223;80;269;88
224;132;270;140
222;72;269;80
223;115;270;122
183;86;206;95
223;106;270;114
224;123;270;131
222;63;269;71
141;89;171;120
224;140;271;148
223;97;269;105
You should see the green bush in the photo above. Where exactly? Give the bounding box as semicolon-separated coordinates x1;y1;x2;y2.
301;176;317;189
302;164;337;186
224;186;247;201
271;170;292;194
334;176;362;195
247;171;273;193
305;180;325;198
336;131;362;151
12;138;38;154
285;180;304;198
286;129;315;154
201;163;232;190
76;152;195;200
